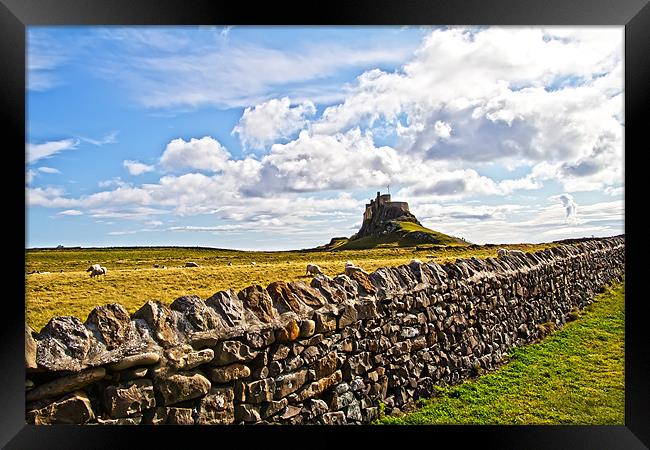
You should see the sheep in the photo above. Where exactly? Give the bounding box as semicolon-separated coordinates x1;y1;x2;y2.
305;263;323;276
86;264;107;278
251;262;256;266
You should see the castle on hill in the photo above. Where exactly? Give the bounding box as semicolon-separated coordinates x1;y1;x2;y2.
352;191;421;239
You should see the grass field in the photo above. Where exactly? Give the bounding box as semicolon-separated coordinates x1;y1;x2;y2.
25;242;557;332
375;280;625;425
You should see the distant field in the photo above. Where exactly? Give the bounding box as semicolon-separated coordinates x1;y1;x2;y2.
376;281;625;425
25;242;557;332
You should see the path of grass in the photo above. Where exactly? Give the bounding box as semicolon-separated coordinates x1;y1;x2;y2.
376;280;625;425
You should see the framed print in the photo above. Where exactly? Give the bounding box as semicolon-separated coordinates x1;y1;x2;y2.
2;0;648;448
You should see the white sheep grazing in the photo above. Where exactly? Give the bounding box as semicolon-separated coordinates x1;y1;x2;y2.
305;263;323;276
86;264;106;278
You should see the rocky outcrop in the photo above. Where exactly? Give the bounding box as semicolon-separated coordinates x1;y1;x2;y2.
25;236;625;425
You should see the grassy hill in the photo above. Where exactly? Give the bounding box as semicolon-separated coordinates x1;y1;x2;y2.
323;220;470;250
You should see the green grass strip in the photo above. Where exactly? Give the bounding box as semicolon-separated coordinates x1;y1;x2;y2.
376;280;625;425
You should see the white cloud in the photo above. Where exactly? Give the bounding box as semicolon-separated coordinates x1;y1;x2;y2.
37;166;61;174
310;27;623;192
108;230;137;235
551;193;578;223
232;97;316;150
160;136;231;172
26;138;79;163
81;131;118;146
58;209;83;216
124;160;155;175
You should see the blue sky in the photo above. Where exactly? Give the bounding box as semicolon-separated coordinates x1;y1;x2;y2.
26;26;624;250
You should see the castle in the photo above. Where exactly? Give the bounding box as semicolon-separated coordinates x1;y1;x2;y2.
362;192;410;222
353;191;420;239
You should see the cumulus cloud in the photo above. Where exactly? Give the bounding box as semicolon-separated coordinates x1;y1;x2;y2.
124;160;155;175
160;136;231;172
310;27;623;192
27;138;79;163
232;97;316;150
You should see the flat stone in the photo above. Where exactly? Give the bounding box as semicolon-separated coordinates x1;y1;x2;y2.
170;295;223;331
170;348;214;370
244;328;276;348
167;407;194;425
197;387;235;424
108;352;160;371
266;281;309;315
314;310;337;334
155;372;211;405
312;351;338;379
270;344;290;361
235;404;262;422
213;340;258;366
280;405;302;420
275;319;300;343
144;406;169;425
337;303;358;329
260;398;288;419
320;411;347;425
238;285;278;323
132;301;178;347
26;367;106;402
205;289;249;328
104;379;156;418
310;276;347;304
304;398;329;419
95;415;142;425
36;316;95;372
25;324;37;370
26;390;94;424
287;370;342;403
209;363;251;383
298;320;316;338
84;303;133;350
287;281;328;308
238;378;275;404
274;369;308;399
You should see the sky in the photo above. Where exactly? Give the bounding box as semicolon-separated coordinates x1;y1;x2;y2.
26;26;624;250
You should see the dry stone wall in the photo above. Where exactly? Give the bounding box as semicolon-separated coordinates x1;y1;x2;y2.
25;236;625;425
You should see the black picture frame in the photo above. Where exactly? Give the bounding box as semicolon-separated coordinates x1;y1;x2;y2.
3;0;648;448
